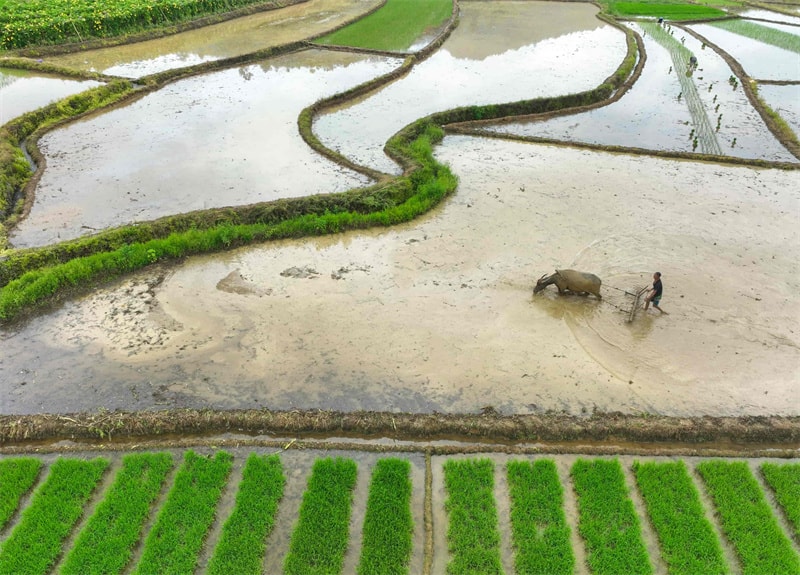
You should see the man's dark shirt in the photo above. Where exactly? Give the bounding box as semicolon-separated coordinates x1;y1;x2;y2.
653;279;663;297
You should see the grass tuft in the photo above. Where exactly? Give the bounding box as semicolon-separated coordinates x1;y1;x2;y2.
571;459;653;575
761;462;800;540
133;450;233;575
443;458;503;575
207;453;285;575
284;457;359;575
357;458;414;575
0;457;108;575
60;453;173;575
507;459;574;575
697;460;800;575
633;460;727;575
0;458;41;529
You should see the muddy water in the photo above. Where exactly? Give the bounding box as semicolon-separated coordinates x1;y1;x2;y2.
0;69;101;125
759;83;800;136
2;138;798;417
45;0;383;78
314;1;626;174
690;23;800;81
10;50;400;248
487;23;797;162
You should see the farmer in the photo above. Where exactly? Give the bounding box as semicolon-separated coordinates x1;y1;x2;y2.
644;272;668;314
688;55;698;68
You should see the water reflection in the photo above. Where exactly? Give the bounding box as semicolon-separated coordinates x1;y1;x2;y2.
0;69;101;125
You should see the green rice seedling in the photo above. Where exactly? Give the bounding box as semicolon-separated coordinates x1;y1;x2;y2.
761;462;800;539
133;450;233;575
207;454;285;575
316;0;452;51
0;457;108;575
633;461;727;575
0;458;40;529
443;459;502;575
60;453;173;575
571;459;653;575
697;460;800;575
506;459;574;575
607;2;727;20
711;19;800;53
357;458;414;575
284;457;358;575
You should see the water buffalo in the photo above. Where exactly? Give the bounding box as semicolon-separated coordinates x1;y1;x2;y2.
533;269;602;299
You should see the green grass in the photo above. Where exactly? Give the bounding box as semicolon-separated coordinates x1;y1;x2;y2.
315;0;452;51
133;450;233;575
633;461;727;575
571;459;653;575
60;453;173;575
761;462;800;539
697;460;800;575
608;1;728;19
207;454;285;575
0;457;108;575
710;19;800;53
357;458;414;575
284;457;359;575
506;459;574;575
0;0;271;49
443;459;503;575
0;458;40;529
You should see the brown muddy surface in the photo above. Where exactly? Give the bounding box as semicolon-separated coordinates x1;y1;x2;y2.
487;23;798;162
10;50;400;248
2;139;798;417
314;1;626;174
45;0;384;77
0;68;101;125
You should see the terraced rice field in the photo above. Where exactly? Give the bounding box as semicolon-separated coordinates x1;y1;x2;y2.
0;449;798;574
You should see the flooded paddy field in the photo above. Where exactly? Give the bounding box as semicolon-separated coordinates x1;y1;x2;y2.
44;0;384;77
736;8;800;24
760;83;800;136
0;68;101;125
2;139;798;417
10;50;400;248
485;23;797;161
314;1;626;174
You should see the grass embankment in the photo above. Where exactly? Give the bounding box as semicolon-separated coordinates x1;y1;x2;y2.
0;0;272;50
697;460;800;575
207;454;285;575
0;457;108;575
443;459;503;575
633;461;727;575
606;1;728;19
0;123;455;323
571;459;653;575
761;462;800;539
710;19;800;52
506;459;574;575
60;453;173;575
284;457;358;575
0;458;41;528
133;450;233;575
357;458;414;575
316;0;452;52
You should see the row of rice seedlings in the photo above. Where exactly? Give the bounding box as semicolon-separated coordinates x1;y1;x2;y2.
606;1;727;20
60;453;173;575
284;457;359;575
132;450;233;575
357;458;414;575
696;461;800;575
315;0;452;52
0;458;40;529
571;459;653;575
761;462;800;539
207;454;286;575
443;459;503;575
633;461;728;575
506;460;574;575
710;19;800;53
0;457;108;575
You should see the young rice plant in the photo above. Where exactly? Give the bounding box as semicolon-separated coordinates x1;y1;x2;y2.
761;462;800;539
0;458;40;529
